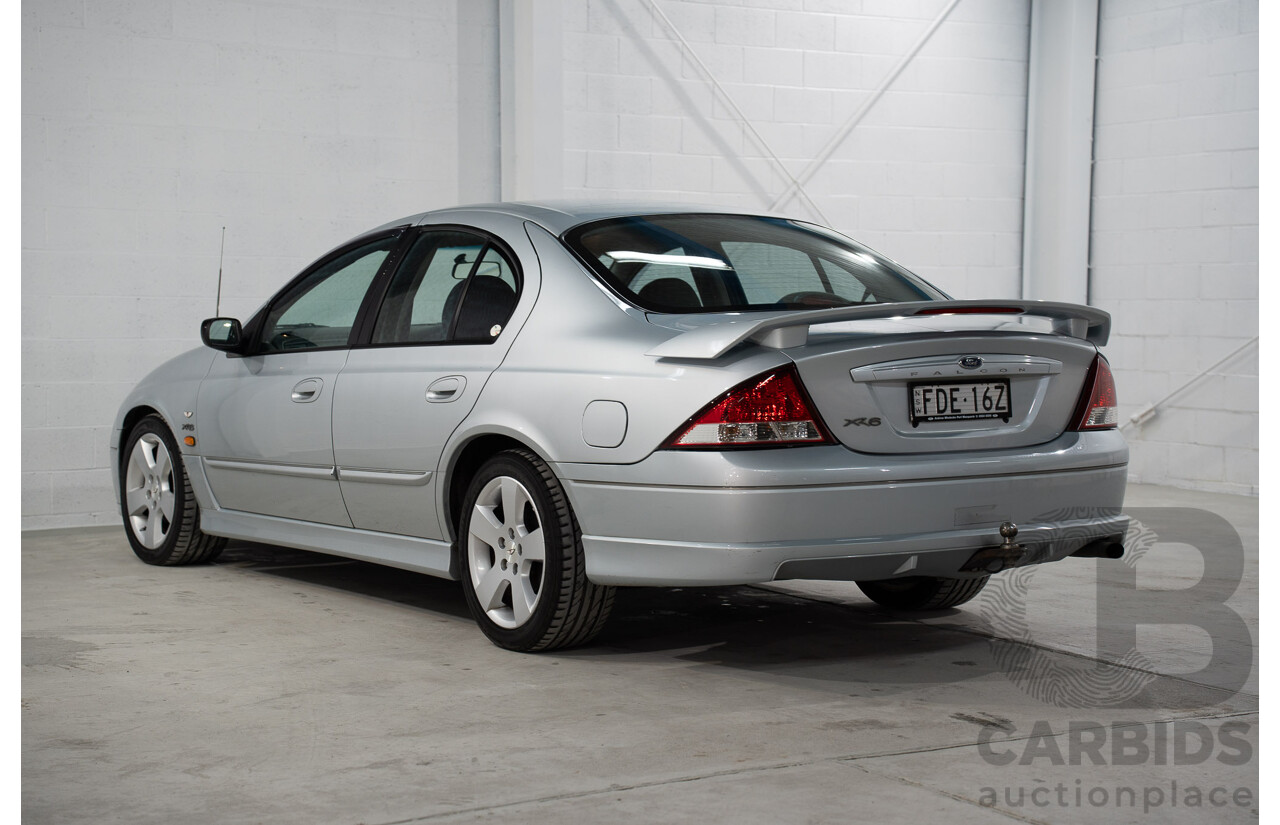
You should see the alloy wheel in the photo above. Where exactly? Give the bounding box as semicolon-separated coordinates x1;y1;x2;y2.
466;475;546;628
124;433;175;550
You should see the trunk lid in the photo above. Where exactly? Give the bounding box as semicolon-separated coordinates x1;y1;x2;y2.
646;305;1105;455
789;318;1098;454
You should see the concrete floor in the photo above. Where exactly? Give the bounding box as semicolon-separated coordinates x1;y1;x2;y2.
23;484;1257;824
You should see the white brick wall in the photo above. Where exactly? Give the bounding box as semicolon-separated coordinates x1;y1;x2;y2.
22;0;1259;530
1091;0;1258;494
22;0;486;529
561;0;1031;299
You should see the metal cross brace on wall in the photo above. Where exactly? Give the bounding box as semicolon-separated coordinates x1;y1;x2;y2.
621;0;962;220
769;0;962;212
640;0;829;222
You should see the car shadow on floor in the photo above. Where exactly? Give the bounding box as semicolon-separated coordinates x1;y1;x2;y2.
586;584;1002;689
214;540;473;620
585;587;1253;710
213;540;1000;689
210;540;1249;707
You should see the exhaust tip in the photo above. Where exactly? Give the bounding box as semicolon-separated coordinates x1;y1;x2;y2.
1071;536;1126;560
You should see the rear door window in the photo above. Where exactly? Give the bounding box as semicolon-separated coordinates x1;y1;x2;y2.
371;229;520;345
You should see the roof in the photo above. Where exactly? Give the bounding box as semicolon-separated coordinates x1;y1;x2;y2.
372;199;791;236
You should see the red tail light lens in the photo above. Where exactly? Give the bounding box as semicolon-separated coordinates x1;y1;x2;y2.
664;367;831;448
1070;355;1119;430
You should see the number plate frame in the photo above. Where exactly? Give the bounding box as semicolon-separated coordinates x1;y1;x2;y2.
908;379;1012;428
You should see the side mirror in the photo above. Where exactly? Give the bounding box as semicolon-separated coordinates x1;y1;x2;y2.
201;317;243;352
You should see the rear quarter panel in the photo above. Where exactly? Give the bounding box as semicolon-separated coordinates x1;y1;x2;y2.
451;222;792;467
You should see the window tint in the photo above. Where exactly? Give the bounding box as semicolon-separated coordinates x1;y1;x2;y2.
372;229;520;346
564;215;943;313
818;259;869;302
723;242;824;304
625;249;702;308
474;245;517;290
259;238;395;351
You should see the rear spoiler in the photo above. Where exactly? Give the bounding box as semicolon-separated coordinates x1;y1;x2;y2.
645;300;1111;360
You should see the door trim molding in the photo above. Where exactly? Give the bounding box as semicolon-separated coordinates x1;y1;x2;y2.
205;457;337;480
337;467;433;486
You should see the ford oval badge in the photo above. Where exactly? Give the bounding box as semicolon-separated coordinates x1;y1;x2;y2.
959;356;983;369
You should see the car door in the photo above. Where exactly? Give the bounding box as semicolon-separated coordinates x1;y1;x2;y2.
332;226;527;540
197;234;401;525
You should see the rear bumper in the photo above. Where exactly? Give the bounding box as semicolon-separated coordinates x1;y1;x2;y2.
556;431;1128;586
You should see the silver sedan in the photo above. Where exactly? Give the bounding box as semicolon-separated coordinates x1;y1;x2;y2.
112;202;1128;651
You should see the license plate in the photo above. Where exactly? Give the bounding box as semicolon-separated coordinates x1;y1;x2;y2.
909;380;1011;427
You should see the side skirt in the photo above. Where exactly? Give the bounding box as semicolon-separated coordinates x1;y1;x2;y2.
200;508;457;580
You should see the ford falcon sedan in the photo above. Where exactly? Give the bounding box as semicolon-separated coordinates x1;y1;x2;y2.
113;202;1128;651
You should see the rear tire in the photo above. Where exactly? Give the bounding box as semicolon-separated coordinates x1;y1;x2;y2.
120;415;225;566
856;575;989;610
459;449;614;652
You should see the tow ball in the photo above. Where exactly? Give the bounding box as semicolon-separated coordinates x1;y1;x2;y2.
960;521;1026;574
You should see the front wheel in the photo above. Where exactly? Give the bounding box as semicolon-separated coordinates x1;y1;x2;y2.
856;575;989;610
459;449;614;652
120;415;226;565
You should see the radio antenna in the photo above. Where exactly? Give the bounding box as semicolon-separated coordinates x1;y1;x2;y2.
215;226;226;316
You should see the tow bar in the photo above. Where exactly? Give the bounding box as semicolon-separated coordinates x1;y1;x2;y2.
960;522;1027;574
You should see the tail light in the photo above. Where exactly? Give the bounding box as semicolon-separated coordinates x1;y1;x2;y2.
1070;354;1119;430
663;366;831;448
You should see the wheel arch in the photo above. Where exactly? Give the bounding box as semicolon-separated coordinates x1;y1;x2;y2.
120;405;166;447
115;405;167;495
443;432;552;551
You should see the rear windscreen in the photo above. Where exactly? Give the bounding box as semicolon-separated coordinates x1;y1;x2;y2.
563;214;945;313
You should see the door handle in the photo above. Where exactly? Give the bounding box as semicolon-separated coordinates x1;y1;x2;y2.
426;375;466;403
292;377;324;403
